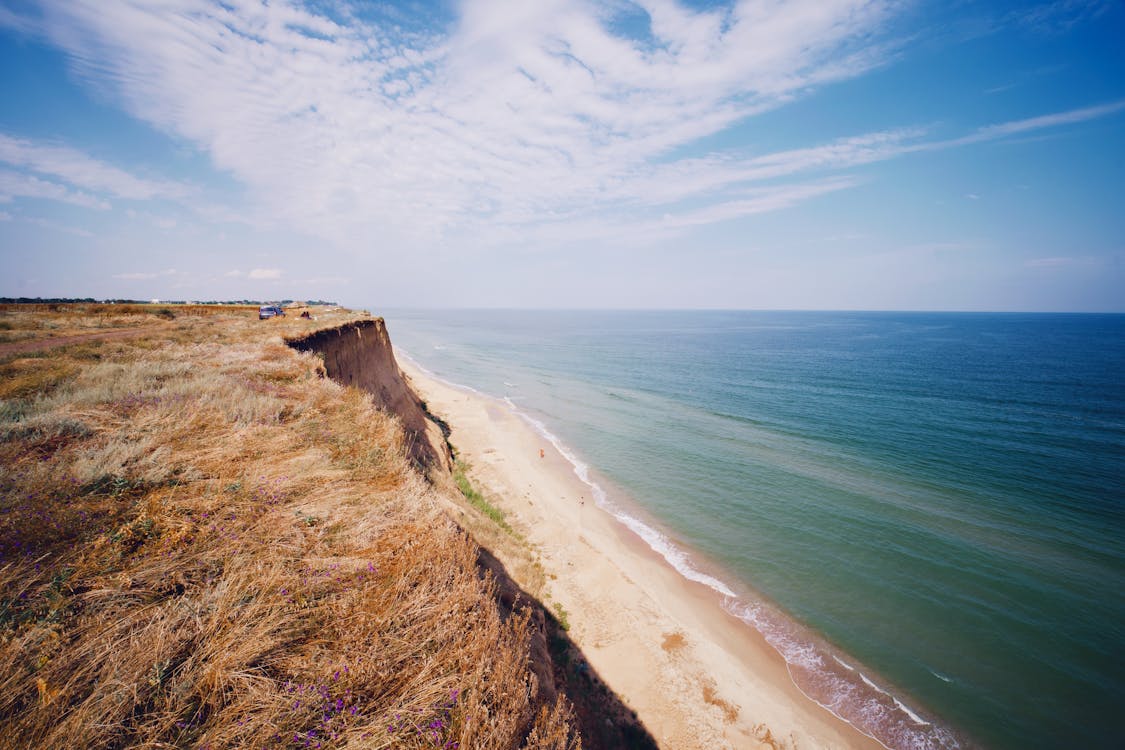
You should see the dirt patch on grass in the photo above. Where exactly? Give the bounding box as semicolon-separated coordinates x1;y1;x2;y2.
0;326;166;357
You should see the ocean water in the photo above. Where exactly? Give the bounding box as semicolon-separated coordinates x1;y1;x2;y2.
381;310;1125;750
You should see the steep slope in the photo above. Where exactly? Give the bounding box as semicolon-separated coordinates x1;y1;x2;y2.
287;318;453;480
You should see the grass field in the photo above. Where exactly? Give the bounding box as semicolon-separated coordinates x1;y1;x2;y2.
0;305;583;749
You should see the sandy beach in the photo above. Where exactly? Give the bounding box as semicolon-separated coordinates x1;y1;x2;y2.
399;357;884;750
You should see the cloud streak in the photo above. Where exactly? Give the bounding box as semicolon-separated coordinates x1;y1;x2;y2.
113;268;179;280
0;134;190;201
29;0;901;246
12;0;1123;257
0;168;110;210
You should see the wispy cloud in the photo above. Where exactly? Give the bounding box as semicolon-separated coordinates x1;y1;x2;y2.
1012;0;1113;35
1026;256;1098;268
221;268;286;280
0;134;190;202
656;177;861;230
951;100;1125;145
0;169;110;210
0;6;38;36
112;268;180;280
23;216;95;238
29;0;902;245
15;0;1125;253
125;208;179;230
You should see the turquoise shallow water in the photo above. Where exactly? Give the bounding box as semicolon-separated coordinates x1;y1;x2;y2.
381;310;1125;750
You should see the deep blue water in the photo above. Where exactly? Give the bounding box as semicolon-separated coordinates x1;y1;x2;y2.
381;310;1125;750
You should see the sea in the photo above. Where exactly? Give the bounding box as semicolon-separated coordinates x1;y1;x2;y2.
380;309;1125;750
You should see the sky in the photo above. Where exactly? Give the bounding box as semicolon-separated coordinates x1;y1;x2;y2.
0;0;1123;311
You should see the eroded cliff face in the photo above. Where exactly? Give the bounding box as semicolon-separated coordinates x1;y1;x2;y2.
287;319;453;479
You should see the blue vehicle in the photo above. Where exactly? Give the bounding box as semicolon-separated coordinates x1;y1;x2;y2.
258;305;285;320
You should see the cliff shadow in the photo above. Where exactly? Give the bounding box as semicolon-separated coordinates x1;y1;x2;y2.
476;546;659;750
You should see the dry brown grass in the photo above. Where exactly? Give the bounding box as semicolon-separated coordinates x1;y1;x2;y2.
0;303;262;349
0;307;579;749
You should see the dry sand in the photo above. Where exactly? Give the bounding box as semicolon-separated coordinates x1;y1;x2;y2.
399;358;885;750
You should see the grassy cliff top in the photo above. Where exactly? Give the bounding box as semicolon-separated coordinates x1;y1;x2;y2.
0;304;581;749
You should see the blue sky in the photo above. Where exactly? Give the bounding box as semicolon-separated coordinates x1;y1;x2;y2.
0;0;1122;310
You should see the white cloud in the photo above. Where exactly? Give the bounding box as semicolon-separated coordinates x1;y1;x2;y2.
1012;0;1113;34
21;0;1125;257
656;177;861;229
0;134;191;201
0;169;110;210
956;100;1125;144
248;268;282;280
23;216;95;238
224;269;244;277
32;0;901;246
112;268;179;280
0;6;38;36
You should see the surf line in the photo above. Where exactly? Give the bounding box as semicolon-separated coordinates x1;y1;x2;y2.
400;348;954;750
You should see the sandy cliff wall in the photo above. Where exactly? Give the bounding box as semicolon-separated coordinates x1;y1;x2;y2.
287;319;453;478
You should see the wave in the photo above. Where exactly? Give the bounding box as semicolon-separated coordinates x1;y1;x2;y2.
501;397;737;597
397;350;489;398
509;392;962;749
724;600;957;749
401;349;961;750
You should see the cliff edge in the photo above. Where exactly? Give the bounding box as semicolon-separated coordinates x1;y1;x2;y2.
287;318;454;479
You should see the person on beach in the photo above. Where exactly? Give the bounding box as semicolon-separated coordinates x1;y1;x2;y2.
539;448;545;459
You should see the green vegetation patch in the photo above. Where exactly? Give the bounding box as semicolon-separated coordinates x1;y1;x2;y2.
454;460;514;535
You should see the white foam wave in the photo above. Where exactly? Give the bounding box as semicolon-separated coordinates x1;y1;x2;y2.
929;670;954;684
862;673;891;696
399;350;488;397
860;674;930;724
723;600;955;750
503;381;518;387
395;349;433;376
895;698;931;726
397;352;956;750
502;399;737;597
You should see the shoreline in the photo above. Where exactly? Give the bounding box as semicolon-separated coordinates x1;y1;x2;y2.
399;355;887;750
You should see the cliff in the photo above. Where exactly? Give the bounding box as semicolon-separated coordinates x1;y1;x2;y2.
0;305;582;748
287;318;453;479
